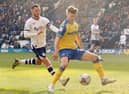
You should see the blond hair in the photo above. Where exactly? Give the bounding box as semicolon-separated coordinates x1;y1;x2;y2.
66;5;78;14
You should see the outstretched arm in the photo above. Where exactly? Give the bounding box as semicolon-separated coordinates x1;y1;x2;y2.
48;23;59;33
52;36;60;60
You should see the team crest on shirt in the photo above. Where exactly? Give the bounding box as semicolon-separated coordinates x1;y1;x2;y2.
33;26;44;31
33;27;39;31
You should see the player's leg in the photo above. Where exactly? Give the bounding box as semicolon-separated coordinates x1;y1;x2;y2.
12;58;42;69
89;41;96;52
48;56;69;92
89;44;95;52
81;51;116;85
12;50;55;75
38;56;55;76
41;56;69;86
81;52;104;78
34;47;57;76
12;47;44;69
12;55;55;75
95;40;101;54
52;56;69;85
38;49;69;86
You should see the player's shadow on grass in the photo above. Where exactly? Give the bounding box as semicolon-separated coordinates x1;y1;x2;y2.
96;90;114;94
33;88;65;94
0;88;29;94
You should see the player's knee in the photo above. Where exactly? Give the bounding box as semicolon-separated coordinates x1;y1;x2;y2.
93;55;103;63
89;49;94;53
61;59;69;68
36;59;42;65
40;57;46;61
39;56;46;60
61;57;69;68
59;66;65;72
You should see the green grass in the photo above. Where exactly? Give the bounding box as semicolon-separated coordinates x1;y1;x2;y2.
0;53;129;94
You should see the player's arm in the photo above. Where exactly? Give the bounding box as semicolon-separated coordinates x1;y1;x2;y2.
92;29;100;34
44;18;59;33
76;34;84;49
52;22;66;60
47;23;59;33
24;31;42;38
52;36;60;60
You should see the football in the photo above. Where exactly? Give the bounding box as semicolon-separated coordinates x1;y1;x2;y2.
80;73;91;85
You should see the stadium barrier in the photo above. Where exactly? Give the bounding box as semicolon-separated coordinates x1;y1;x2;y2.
100;49;123;54
0;48;32;53
0;48;128;55
0;48;53;53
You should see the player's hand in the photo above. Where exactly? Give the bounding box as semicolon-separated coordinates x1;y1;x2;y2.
52;51;58;60
37;30;44;35
37;27;44;35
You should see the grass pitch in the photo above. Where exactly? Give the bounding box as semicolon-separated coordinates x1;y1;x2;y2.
0;53;129;94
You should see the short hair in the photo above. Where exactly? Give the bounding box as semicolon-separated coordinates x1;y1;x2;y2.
66;5;78;14
93;17;98;22
31;4;40;9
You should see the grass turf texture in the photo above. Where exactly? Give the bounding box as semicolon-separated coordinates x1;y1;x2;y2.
0;53;129;94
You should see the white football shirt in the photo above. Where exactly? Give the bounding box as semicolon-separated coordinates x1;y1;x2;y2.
24;16;49;48
90;24;100;40
120;35;126;44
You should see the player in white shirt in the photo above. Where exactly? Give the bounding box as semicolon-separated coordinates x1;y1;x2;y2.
12;4;69;86
89;18;102;54
119;32;127;49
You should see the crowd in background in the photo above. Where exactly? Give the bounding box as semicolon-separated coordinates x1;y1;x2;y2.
98;0;129;48
0;0;129;49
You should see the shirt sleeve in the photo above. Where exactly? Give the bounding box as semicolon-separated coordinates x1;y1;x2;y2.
56;21;67;37
48;24;59;33
43;17;50;26
24;20;31;31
